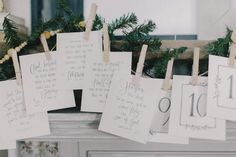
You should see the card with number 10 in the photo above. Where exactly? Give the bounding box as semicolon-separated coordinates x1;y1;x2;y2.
169;75;225;140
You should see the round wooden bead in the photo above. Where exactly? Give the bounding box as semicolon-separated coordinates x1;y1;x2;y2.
15;47;21;52
44;31;51;39
21;42;27;47
21;43;25;47
50;31;55;36
4;55;10;60
18;45;23;49
7;48;15;57
56;29;61;33
79;21;86;28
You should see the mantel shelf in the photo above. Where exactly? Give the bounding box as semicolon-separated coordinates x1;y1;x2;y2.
10;113;236;157
23;113;236;143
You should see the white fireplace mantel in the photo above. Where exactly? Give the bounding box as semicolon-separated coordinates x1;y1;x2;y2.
8;113;236;157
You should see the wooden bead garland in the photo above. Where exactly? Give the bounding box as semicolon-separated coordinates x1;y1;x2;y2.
0;42;27;65
0;29;61;65
44;29;61;39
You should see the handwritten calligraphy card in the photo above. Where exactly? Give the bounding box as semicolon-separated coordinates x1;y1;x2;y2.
207;55;236;121
99;74;160;143
148;79;189;144
169;75;225;140
0;80;50;140
81;52;132;112
20;52;75;113
0;116;16;150
57;31;102;89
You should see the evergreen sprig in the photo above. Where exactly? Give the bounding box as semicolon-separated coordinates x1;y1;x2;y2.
153;47;188;78
57;0;73;16
93;15;104;31
109;13;137;39
205;27;232;57
0;0;186;81
123;20;161;53
3;17;22;48
28;15;64;50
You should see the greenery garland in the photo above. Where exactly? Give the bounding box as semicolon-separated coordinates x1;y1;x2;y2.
0;0;187;81
1;0;232;81
205;27;233;57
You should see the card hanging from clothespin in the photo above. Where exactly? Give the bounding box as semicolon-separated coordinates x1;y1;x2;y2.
11;49;22;85
133;44;148;86
191;47;200;85
40;33;51;60
162;57;174;91
228;30;236;66
84;3;98;40
102;23;110;63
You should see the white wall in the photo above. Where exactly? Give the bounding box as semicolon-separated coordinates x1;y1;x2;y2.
197;0;236;40
84;0;197;35
2;0;236;40
5;0;31;33
4;0;198;35
3;0;236;39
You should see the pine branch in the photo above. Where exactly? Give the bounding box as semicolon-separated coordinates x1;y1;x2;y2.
109;13;138;39
153;47;187;78
63;14;84;32
28;15;64;48
57;0;73;16
126;20;156;35
145;38;162;52
122;20;161;53
3;17;22;48
93;15;104;31
205;27;232;57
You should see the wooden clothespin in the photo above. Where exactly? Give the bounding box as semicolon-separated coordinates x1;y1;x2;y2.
191;48;200;85
228;30;236;66
103;23;110;63
84;3;98;40
162;58;174;91
11;50;22;85
133;45;148;86
40;33;51;60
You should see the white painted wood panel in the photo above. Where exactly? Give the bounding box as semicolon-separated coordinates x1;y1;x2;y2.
88;151;236;157
8;113;236;157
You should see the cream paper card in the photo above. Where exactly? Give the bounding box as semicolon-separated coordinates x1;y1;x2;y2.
207;55;236;121
57;31;102;89
149;79;189;144
99;74;160;143
20;52;75;113
169;75;225;140
0;80;50;140
81;52;132;112
0;116;16;150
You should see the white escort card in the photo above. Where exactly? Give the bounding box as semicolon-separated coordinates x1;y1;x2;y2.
0;116;16;150
169;75;225;140
20;52;75;113
207;55;236;121
57;31;102;89
99;74;160;143
0;80;50;140
81;52;132;112
148;79;189;144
